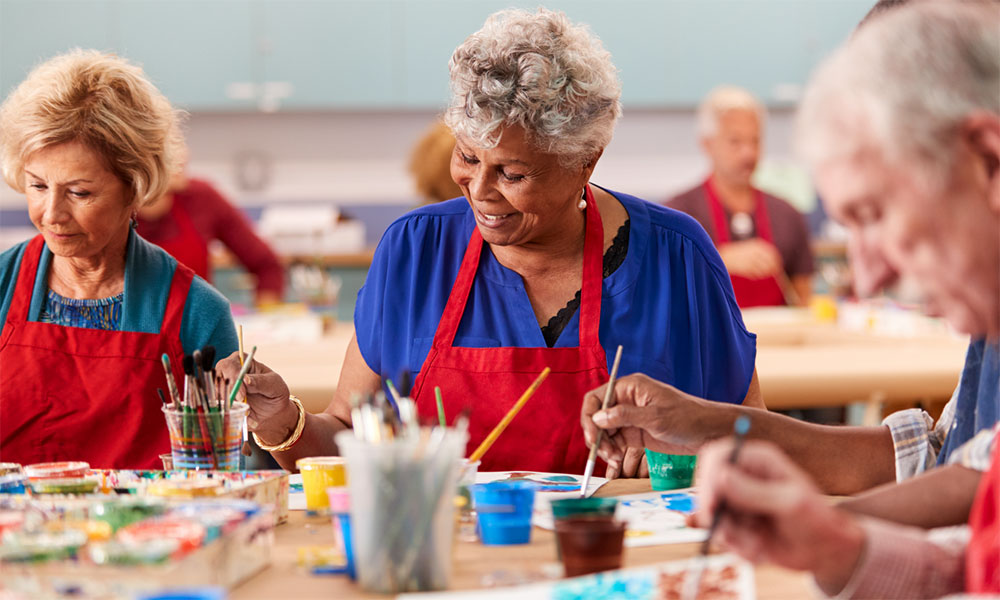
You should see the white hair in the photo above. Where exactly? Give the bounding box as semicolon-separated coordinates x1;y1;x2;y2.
796;0;1000;180
444;7;622;168
697;86;766;138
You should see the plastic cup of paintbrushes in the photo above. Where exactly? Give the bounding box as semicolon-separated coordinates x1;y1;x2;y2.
554;517;626;577
335;428;466;594
162;403;248;471
471;481;536;545
296;457;347;512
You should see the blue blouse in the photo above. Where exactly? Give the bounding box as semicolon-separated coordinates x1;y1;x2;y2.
355;189;757;404
40;290;123;330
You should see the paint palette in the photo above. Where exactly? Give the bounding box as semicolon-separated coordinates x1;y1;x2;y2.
534;490;707;547
397;554;755;600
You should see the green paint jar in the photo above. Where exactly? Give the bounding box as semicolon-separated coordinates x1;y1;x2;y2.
645;449;697;490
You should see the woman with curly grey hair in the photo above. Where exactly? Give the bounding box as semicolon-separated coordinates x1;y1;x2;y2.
226;8;761;476
0;50;237;468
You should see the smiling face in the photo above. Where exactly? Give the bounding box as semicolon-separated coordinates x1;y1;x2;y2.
816;137;1000;338
450;124;596;250
24;141;132;261
702;109;761;187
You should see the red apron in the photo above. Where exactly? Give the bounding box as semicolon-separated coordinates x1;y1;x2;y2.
411;186;609;474
140;196;211;282
966;434;1000;592
704;178;786;308
0;235;191;469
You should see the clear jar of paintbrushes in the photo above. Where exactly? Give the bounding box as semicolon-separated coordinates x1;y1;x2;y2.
335;426;467;593
162;402;248;471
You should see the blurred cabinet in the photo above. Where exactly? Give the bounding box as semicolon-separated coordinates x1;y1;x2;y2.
116;0;256;109
1;0;873;110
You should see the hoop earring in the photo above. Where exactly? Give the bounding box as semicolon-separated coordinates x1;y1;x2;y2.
577;187;588;211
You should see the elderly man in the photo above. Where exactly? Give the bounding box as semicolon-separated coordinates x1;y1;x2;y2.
581;0;999;534
667;86;814;307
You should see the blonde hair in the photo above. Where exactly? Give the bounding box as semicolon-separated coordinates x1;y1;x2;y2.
409;120;463;203
445;7;622;168
0;49;185;207
697;86;766;138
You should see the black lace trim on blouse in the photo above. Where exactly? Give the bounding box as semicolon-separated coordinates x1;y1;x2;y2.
539;218;630;348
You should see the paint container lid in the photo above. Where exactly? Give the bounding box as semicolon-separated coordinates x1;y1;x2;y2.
0;463;23;477
550;497;619;520
24;461;90;480
146;479;222;498
0;510;25;535
296;456;347;471
0;527;88;563
117;517;206;556
27;477;99;495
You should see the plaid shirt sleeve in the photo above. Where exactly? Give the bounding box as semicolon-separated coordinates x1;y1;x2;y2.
883;389;956;482
824;520;968;599
946;424;1000;472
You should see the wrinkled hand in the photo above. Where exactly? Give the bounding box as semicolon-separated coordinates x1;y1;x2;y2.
718;239;783;279
581;373;707;475
217;351;296;443
689;439;865;594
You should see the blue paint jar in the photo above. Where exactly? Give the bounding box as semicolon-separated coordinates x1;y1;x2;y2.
471;481;536;545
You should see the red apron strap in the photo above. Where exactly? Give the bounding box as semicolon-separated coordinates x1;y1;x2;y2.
578;185;603;347
751;189;774;243
6;236;46;325
430;227;485;350
704;178;732;245
159;261;195;338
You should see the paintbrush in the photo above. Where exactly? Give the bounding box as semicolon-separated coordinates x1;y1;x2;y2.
682;415;751;600
434;386;446;428
579;345;623;498
227;345;257;406
238;324;246;366
160;354;181;409
468;367;550;463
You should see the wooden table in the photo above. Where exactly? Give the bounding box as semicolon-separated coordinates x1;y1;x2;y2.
230;479;813;599
255;314;969;415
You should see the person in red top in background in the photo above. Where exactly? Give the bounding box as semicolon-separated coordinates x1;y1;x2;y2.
667;86;813;308
136;152;285;304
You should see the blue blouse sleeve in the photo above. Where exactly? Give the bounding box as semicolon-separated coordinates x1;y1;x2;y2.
0;242;28;335
639;205;756;405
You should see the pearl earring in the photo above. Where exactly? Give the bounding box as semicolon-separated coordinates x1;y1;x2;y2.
578;187;588;211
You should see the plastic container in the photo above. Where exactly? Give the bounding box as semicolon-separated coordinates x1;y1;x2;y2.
554;517;626;577
645;450;697;491
146;479;222;499
24;461;89;480
471;481;536;545
296;457;347;512
336;429;466;593
27;477;99;495
0;462;23;477
90;498;167;532
160;453;174;470
326;486;356;580
0;472;26;494
550;497;618;520
162;403;248;471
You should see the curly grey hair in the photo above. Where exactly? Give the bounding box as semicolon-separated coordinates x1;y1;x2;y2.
444;8;622;168
796;0;1000;182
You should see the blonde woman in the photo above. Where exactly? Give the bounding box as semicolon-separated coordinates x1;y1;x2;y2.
0;50;237;469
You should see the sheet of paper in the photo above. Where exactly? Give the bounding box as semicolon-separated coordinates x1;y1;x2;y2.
533;489;708;547
288;472;305;510
397;554;755;600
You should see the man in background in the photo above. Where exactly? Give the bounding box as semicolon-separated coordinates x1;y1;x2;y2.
668;86;813;307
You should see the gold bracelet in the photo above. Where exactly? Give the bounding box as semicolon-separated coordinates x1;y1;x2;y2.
253;395;306;452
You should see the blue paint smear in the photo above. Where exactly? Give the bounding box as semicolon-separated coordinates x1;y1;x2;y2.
551;572;656;599
543;475;579;482
661;492;696;514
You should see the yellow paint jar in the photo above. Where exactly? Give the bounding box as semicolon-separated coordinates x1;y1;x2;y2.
296;457;347;511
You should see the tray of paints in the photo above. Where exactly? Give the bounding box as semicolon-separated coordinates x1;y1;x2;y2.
0;493;274;599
